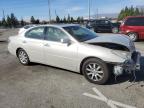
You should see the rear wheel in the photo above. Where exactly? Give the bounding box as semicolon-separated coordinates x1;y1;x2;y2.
127;32;138;42
17;49;30;65
82;58;110;85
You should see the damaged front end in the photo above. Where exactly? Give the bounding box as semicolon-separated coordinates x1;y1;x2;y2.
113;51;141;76
89;42;141;76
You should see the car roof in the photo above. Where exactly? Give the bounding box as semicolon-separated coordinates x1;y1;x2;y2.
37;24;80;28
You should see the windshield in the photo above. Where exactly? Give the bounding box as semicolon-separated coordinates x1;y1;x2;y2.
63;26;97;42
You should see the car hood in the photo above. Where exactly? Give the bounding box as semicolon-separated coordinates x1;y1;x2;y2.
85;34;131;48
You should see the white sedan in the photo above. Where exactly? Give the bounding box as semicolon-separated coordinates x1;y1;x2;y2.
8;24;141;84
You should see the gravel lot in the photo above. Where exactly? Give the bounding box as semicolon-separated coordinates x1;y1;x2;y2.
0;29;144;108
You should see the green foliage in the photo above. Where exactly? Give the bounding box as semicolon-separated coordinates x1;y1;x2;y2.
30;16;40;24
20;19;25;26
30;16;35;24
70;17;74;23
10;13;19;27
35;19;40;24
67;14;71;23
77;17;81;23
63;16;67;23
0;13;19;27
56;16;60;23
118;6;143;20
6;15;12;27
2;18;7;27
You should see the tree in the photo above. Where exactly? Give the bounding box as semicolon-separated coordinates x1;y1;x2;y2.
80;17;84;23
129;6;134;16
6;15;12;27
63;16;67;23
31;16;35;24
60;19;63;23
70;17;74;23
67;14;71;23
10;13;19;27
35;19;40;24
2;18;7;27
135;8;140;16
77;17;81;23
118;6;142;20
56;15;60;23
20;19;25;26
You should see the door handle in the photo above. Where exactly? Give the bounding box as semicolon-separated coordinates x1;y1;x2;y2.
22;40;27;44
44;43;50;47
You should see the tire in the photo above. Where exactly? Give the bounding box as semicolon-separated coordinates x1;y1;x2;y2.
82;58;110;85
127;32;138;42
112;27;119;33
17;49;30;65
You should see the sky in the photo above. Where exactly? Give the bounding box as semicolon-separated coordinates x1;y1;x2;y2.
0;0;144;21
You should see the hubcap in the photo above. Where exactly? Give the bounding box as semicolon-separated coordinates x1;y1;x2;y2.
128;33;136;41
85;63;104;81
19;51;28;64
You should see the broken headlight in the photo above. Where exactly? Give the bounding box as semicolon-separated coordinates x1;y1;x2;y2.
111;50;131;59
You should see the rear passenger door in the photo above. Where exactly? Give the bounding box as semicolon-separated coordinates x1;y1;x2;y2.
22;27;45;63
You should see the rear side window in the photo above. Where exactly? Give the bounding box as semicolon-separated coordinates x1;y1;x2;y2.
125;17;144;26
25;27;45;40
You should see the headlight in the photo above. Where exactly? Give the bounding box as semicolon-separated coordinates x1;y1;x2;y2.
111;50;131;59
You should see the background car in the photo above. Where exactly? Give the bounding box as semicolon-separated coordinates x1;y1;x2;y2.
120;16;144;41
86;19;119;33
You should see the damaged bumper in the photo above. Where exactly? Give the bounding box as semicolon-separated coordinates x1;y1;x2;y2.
113;51;141;76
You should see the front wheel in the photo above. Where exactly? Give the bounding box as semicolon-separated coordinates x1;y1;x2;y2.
82;58;110;85
127;32;138;42
17;49;30;65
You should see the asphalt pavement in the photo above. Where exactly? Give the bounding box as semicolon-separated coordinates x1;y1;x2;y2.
0;29;144;108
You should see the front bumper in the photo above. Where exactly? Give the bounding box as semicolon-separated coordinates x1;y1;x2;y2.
113;51;141;76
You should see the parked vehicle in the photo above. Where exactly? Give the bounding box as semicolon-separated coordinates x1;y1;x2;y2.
18;25;36;34
120;16;144;41
86;19;119;33
8;24;141;84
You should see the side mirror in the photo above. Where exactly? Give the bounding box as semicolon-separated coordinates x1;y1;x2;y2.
60;38;71;46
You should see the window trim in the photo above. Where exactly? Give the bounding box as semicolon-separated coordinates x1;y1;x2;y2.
25;26;46;40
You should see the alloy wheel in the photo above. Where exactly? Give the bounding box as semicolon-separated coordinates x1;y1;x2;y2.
18;50;29;64
85;63;104;81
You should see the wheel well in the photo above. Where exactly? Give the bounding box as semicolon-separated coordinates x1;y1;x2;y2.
127;32;139;36
80;57;103;74
16;48;23;57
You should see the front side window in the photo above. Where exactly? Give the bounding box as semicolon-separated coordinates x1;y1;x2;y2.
45;27;69;42
25;27;45;40
63;26;97;42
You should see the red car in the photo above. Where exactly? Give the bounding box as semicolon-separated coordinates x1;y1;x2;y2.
120;16;144;41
